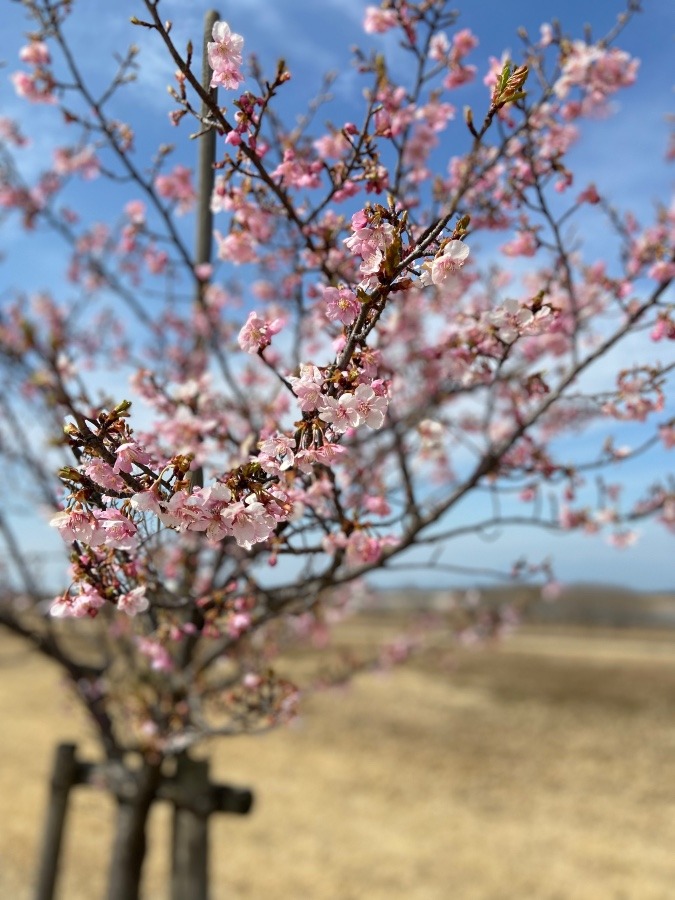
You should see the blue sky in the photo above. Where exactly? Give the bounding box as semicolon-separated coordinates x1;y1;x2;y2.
0;1;673;593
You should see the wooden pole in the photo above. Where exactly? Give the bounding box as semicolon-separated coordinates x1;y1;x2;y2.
172;18;221;894
34;743;78;900
33;742;251;900
171;755;211;900
186;4;218;497
194;9;219;274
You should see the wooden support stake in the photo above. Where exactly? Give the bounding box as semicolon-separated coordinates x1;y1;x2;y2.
34;743;78;900
73;758;253;813
34;743;252;900
171;755;211;900
194;9;219;272
187;4;219;496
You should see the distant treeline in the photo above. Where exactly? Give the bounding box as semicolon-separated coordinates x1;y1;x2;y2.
366;585;675;629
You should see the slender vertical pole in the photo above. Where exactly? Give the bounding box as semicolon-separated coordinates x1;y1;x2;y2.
194;9;219;278
171;13;220;900
171;755;211;900
35;743;78;900
188;7;219;494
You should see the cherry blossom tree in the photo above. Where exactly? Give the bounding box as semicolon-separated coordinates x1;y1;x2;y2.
0;0;673;896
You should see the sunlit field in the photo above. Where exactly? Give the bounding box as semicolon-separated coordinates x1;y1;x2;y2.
2;615;675;899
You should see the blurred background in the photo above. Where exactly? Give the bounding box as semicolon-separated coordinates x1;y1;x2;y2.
1;1;674;898
2;585;675;899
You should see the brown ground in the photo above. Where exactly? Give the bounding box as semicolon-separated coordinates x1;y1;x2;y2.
2;621;675;899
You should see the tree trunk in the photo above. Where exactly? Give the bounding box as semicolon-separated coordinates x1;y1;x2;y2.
105;759;162;900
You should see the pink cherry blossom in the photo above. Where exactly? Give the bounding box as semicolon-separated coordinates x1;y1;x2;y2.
420;240;470;286
313;131;350;159
345;531;392;566
238;310;285;354
125;200;146;224
136;638;174;671
214;229;258;264
208;21;244;67
97;509;138;550
259;433;295;472
0;116;28;147
272;149;323;190
651;314;675;341
118;586;149;617
296;443;346;473
227;611;252;638
155;165;197;214
50;508;106;546
221;496;276;550
351;383;388;429
50;584;106;619
288;364;325;412
324;286;360;325
130;488;163;516
648;260;675;282
84;460;127;492
113;441;153;474
53;145;100;180
156;491;207;532
453;28;479;57
554;43;639;116
11;70;56;104
430;32;450;63
318;393;360;433
363;6;398;34
344;211;396;275
364;495;391;516
607;530;639;549
501;231;537;257
19;41;51;65
443;63;477;90
207;20;244;90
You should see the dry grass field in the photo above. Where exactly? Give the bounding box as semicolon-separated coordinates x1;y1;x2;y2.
2;618;675;899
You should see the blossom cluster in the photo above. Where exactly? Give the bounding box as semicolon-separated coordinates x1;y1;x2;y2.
207;20;244;90
130;482;283;550
1;1;672;757
11;40;55;104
